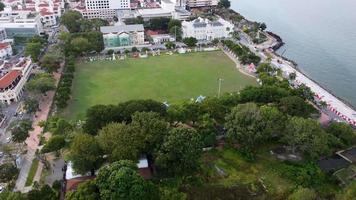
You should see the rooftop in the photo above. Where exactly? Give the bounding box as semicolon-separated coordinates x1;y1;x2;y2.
339;147;356;163
0;70;21;89
100;24;144;34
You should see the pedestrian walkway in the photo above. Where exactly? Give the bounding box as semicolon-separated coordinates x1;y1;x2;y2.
14;69;62;192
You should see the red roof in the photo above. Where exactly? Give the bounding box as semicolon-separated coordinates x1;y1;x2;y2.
66;176;95;192
0;70;21;89
0;43;10;50
40;9;54;16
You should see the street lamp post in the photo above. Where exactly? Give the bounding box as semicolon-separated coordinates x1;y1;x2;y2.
218;78;224;98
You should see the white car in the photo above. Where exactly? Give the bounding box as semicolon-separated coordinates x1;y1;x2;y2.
5;137;11;143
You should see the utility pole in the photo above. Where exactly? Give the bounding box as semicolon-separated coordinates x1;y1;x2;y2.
218;78;224;98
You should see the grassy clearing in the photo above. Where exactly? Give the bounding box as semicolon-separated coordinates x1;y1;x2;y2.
201;147;294;199
63;51;257;119
25;159;39;187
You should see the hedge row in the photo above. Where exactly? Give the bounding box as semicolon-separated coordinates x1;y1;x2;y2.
55;56;75;109
222;40;261;65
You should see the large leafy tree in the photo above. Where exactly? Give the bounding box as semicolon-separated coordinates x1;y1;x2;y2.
70;37;90;55
96;160;158;200
155;127;202;176
326;122;356;148
60;10;82;33
183;37;198;47
25;42;42;62
65;180;100;200
40;53;61;73
45;117;73;135
97;123;143;162
0;163;18;183
68;134;103;175
278;96;318;118
11;120;33;143
83;105;121;135
130;112;169;154
26;73;55;95
218;0;231;8
225;103;264;153
260;105;286;139
24;98;39;114
27;184;58;200
282;117;329;158
41;135;66;154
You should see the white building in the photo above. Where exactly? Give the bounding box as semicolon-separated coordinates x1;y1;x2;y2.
0;57;32;104
182;17;234;41
0;9;44;38
0;43;13;59
186;0;218;8
100;24;145;49
74;0;130;19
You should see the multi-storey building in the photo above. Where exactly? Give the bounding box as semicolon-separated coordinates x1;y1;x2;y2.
100;24;145;49
74;0;130;19
182;17;234;41
186;0;218;8
0;57;32;104
0;43;13;59
0;8;44;38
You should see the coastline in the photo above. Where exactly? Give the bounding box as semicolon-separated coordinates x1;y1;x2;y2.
216;7;356;125
265;32;356;111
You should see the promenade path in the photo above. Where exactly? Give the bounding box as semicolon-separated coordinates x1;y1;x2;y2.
270;56;356;125
14;70;61;192
251;34;356;126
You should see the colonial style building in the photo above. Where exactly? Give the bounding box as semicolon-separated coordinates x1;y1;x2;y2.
100;25;145;49
182;17;234;41
0;57;32;104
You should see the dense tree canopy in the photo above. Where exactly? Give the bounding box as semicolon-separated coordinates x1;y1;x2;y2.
0;163;18;183
83;100;167;135
97;122;143;161
24;98;39;114
155;127;202;176
283;117;329;158
11;120;33;143
40;54;61;73
96;160;158;200
60;10;83;33
68;134;103;175
26;73;55;94
326;122;356;148
25;42;42;62
278;96;318;118
41;135;66;154
225;103;264;153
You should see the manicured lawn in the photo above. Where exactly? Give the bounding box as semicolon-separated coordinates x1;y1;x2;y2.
25;159;39;187
64;51;257;119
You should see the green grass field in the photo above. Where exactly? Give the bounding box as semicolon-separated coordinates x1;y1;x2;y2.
64;51;257;119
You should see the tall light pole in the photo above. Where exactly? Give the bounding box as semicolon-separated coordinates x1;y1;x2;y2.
218;78;224;98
